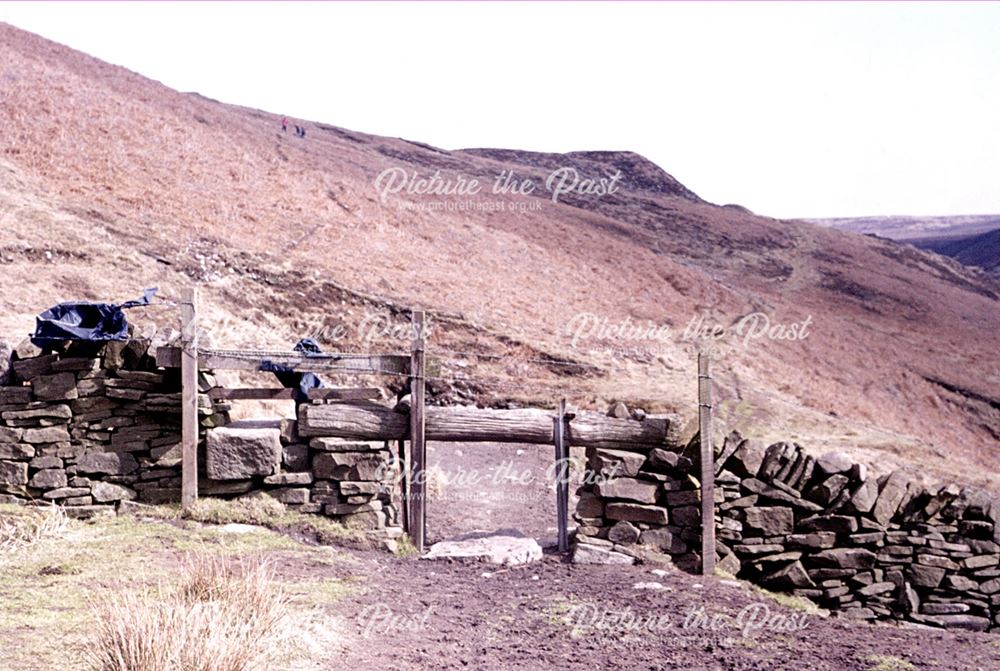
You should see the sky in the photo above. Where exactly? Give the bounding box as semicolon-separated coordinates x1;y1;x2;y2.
1;1;998;219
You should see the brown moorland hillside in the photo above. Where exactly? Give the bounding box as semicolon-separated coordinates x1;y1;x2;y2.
0;23;997;487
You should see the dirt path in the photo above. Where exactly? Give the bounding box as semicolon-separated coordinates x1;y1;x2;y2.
424;441;570;545
321;551;999;671
308;440;999;670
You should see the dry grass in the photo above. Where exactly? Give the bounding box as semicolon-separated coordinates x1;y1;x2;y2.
865;655;918;671
0;504;69;559
85;555;300;671
751;585;825;616
140;497;372;549
0;511;349;671
185;495;288;526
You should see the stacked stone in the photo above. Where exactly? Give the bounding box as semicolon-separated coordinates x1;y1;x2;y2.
572;441;701;569
203;416;402;534
308;436;400;531
2;339;397;540
197;371;232;432
713;432;1000;632
0;341;185;515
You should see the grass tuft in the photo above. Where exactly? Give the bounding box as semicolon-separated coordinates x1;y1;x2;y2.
865;654;917;671
85;554;302;671
751;585;824;615
185;496;287;526
392;533;419;558
184;497;370;548
0;503;69;560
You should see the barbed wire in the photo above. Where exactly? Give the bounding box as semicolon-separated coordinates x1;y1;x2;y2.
431;348;602;371
134;302;182;309
202;346;409;359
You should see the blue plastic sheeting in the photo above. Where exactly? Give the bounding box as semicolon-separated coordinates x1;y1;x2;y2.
260;338;326;402
31;288;158;347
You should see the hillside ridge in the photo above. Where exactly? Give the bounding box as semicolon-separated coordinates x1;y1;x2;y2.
0;21;998;489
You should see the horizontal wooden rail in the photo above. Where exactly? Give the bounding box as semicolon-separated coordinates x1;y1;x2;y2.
299;401;683;450
156;347;410;375
207;387;382;401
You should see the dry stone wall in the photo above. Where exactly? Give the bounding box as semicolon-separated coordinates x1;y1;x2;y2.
573;432;1000;633
0;340;189;514
572;444;703;571
201;416;403;533
0;340;403;537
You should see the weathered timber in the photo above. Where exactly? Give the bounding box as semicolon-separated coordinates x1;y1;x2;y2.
409;310;427;552
698;351;716;576
299;402;681;448
554;399;570;553
207;387;382;401
180;288;199;511
156;347;410;375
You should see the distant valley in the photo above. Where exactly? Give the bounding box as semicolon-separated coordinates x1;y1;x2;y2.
808;215;1000;278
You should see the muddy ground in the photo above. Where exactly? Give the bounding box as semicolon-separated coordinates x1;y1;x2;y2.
324;442;1000;670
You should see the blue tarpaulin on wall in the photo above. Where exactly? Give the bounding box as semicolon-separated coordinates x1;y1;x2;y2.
31;288;158;347
260;338;326;402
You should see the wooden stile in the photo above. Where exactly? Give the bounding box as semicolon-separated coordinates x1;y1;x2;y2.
160;294;693;557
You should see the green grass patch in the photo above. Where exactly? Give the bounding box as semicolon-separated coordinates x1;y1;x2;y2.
285;577;356;607
135;497;372;549
392;533;419;557
750;585;824;615
866;654;918;671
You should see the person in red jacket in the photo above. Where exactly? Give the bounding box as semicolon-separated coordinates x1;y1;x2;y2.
281;117;288;133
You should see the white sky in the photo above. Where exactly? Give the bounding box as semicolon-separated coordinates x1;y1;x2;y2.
2;1;998;218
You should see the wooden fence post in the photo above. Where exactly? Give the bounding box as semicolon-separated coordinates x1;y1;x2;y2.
398;438;409;533
408;310;427;552
553;399;569;553
698;351;716;575
181;287;199;513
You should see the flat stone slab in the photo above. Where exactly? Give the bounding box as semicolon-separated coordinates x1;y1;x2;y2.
205;426;281;480
218;523;269;535
423;529;543;566
571;542;635;565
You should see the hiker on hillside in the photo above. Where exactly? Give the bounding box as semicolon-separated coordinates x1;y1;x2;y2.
281;117;288;133
299;125;306;139
294;124;302;136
